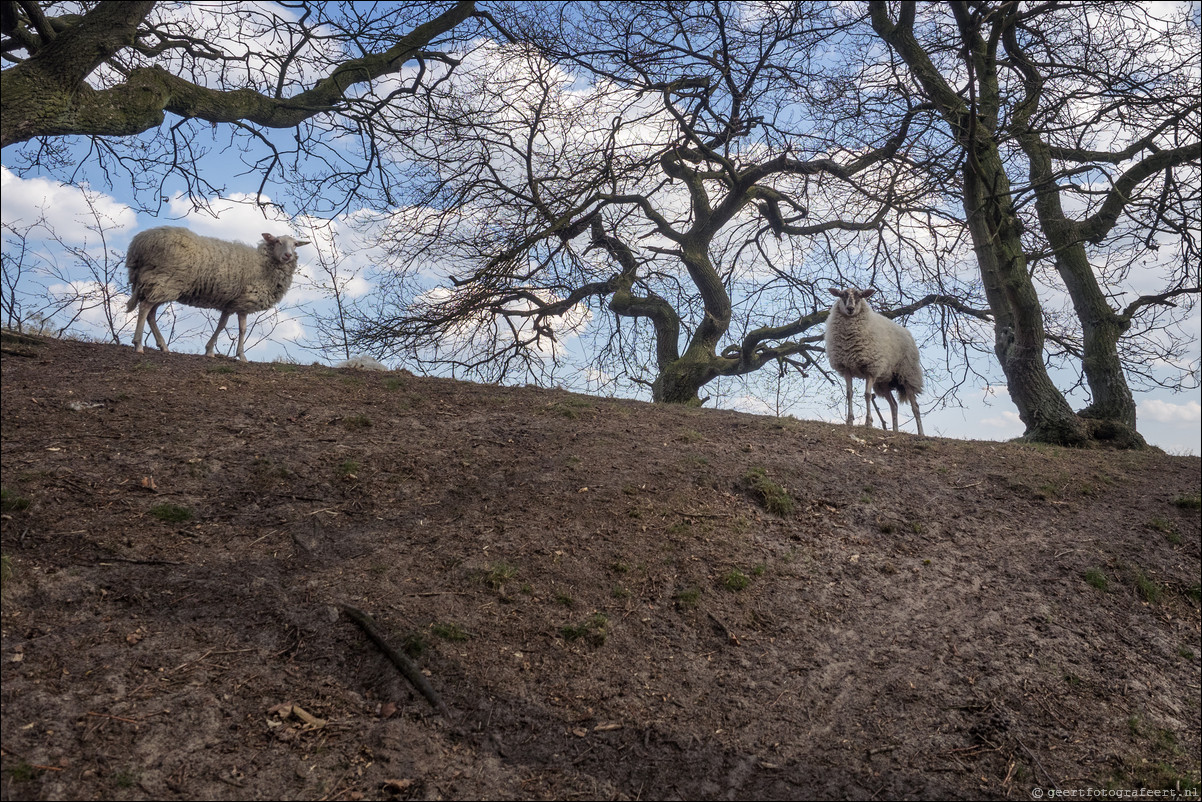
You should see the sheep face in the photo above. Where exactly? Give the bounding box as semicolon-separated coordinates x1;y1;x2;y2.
828;287;876;318
261;233;310;264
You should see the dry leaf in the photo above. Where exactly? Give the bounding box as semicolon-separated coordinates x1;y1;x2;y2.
382;778;414;792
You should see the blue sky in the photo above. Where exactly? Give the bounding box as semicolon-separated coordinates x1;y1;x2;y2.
1;4;1198;454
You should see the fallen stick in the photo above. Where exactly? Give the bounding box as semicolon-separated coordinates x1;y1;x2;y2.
339;603;451;718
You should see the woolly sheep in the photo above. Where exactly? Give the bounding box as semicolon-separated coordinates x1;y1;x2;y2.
335;355;389;371
125;226;309;362
824;287;924;436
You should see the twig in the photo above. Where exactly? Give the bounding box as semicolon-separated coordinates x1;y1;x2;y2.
169;649;213;674
706;611;740;646
1018;738;1058;790
86;711;140;724
98;556;186;566
339;603;452;718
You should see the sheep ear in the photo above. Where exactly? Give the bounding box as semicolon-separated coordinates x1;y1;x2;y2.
294;240;311;247
828;288;845;298
862;288;876;298
262;233;277;244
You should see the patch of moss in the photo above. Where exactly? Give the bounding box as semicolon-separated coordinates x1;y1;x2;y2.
1172;492;1200;510
722;569;751;591
149;503;193;524
674;586;701;610
560;613;608;646
476;562;517;590
1084;568;1109;591
743;467;793;516
1;487;30;514
431;622;470;642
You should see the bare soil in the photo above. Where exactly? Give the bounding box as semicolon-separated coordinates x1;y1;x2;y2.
2;332;1200;801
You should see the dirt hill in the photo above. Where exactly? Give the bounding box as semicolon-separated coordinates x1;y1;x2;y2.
2;332;1199;801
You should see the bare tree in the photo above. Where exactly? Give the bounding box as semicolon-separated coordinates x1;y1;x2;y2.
870;1;1200;446
1;220;39;331
1;194;131;341
348;1;985;407
299;222;369;362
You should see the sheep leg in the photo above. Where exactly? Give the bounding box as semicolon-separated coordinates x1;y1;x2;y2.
135;302;168;354
863;380;875;428
204;311;232;357
844;376;855;426
145;305;169;353
235;312;248;362
132;302;148;353
910;396;924;437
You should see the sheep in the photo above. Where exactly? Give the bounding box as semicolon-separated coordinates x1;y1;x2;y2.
125;226;309;362
824;287;924;436
335;355;389;371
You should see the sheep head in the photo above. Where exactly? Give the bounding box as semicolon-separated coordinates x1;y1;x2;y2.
261;233;310;264
829;287;876;317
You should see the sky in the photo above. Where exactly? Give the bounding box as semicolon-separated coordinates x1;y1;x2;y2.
1;3;1199;455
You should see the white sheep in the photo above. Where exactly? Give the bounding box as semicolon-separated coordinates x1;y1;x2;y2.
335;355;389;371
125;226;309;362
824;287;924;435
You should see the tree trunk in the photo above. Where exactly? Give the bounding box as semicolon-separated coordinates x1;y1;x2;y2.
962;148;1089;447
869;1;1099;447
648;243;731;405
651;356;713;405
1022;138;1143;441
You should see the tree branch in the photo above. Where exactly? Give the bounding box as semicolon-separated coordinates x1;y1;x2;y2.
1;0;476;147
1120;287;1200;324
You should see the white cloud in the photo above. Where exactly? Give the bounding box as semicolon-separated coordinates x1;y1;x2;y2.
1;166;137;242
980;410;1024;431
164;193;297;245
1140;399;1202;423
272;309;308;344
